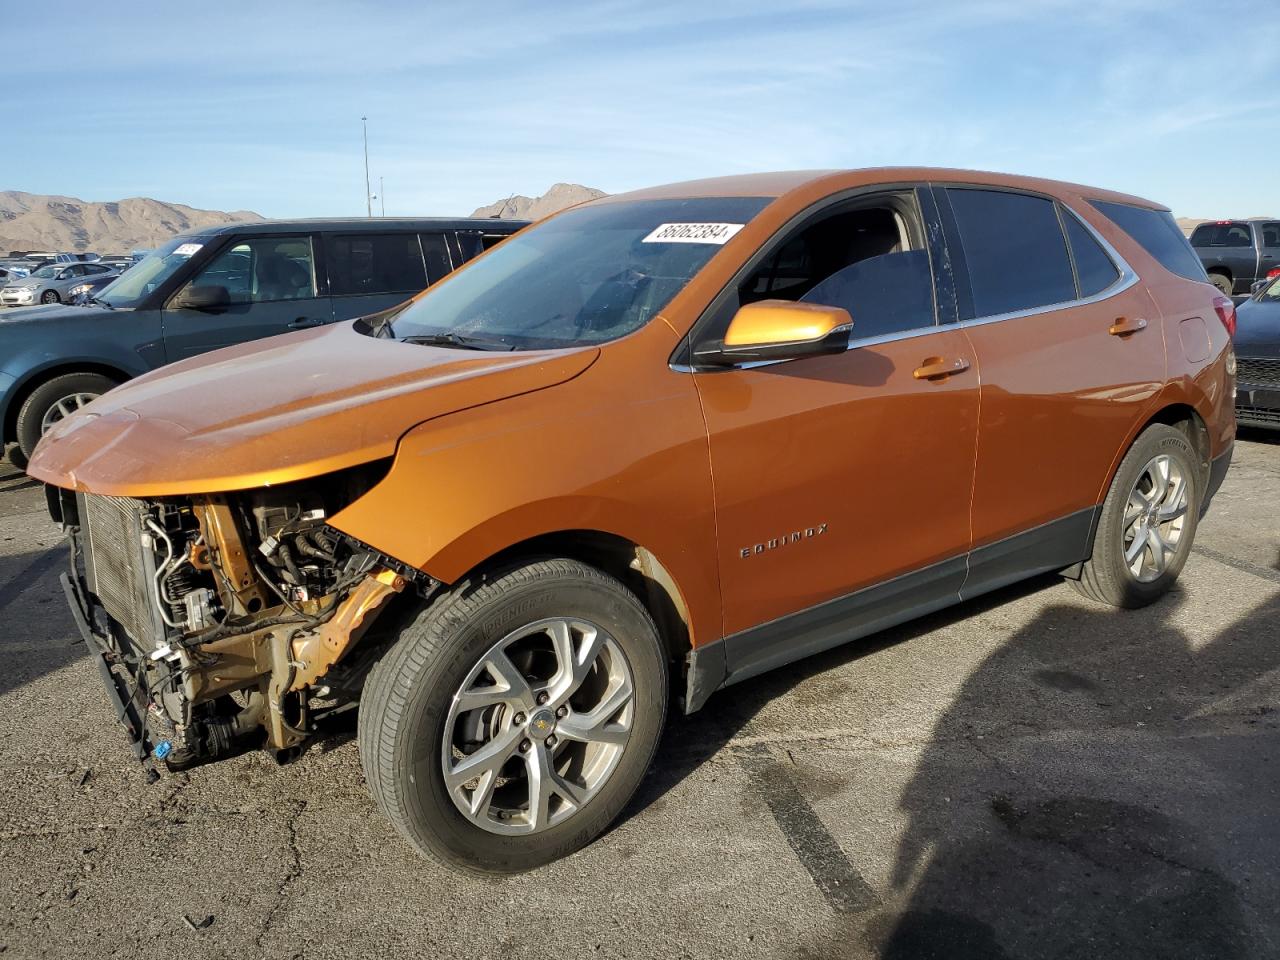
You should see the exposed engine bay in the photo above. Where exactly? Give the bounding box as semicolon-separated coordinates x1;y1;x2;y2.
48;463;431;771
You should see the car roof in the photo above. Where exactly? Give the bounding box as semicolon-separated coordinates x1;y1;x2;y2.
596;167;1167;211
181;216;529;240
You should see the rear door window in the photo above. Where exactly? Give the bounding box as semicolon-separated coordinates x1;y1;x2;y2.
1061;211;1120;298
945;188;1076;318
1260;222;1280;249
1091;200;1207;282
326;233;428;297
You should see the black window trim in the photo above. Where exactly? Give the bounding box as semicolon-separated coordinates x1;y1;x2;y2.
936;183;1138;331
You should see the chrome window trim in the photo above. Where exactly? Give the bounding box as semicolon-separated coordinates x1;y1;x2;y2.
673;201;1139;374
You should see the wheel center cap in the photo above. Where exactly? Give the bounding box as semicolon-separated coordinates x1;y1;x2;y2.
527;708;557;740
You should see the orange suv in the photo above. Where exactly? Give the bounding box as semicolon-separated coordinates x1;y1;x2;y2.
30;169;1235;874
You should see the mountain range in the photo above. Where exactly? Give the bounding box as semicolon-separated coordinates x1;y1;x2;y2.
0;191;261;256
470;183;606;220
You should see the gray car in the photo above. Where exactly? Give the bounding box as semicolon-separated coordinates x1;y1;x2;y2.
0;261;118;307
1234;275;1280;428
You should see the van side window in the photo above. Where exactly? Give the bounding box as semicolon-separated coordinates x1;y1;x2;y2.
327;234;428;296
420;233;453;284
192;237;316;304
738;202;937;341
945;188;1076;317
1061;212;1120;298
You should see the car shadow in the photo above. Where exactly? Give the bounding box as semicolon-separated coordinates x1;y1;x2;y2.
0;545;84;700
623;573;1061;823
619;569;1280;957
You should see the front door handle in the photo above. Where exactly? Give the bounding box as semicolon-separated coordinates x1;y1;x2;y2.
913;356;970;381
1108;317;1148;337
288;317;326;329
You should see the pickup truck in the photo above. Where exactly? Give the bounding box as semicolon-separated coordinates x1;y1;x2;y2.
1190;219;1280;295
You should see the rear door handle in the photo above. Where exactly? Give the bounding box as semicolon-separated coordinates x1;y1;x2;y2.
288;317;326;329
1108;317;1148;337
913;356;970;381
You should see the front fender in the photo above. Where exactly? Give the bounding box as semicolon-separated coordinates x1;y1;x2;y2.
0;324;162;431
328;328;722;648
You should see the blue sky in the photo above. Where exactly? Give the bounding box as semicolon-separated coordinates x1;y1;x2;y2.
3;0;1277;218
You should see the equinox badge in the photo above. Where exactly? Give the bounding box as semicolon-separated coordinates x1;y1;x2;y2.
740;523;828;559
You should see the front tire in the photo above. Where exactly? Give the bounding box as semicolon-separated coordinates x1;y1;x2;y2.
15;371;118;458
359;558;668;874
40;289;60;304
1072;424;1200;608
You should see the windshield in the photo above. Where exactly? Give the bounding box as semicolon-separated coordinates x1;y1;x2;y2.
98;235;210;308
389;197;771;349
30;265;58;279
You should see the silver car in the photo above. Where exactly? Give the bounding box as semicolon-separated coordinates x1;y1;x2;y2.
0;262;118;307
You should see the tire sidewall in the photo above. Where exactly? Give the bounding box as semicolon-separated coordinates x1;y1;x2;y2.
15;372;116;456
1100;427;1199;604
383;566;666;873
41;290;59;304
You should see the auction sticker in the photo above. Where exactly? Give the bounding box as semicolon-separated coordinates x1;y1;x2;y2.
174;243;203;256
642;222;744;244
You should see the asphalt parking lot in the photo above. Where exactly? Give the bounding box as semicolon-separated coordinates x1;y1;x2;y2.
1;434;1278;960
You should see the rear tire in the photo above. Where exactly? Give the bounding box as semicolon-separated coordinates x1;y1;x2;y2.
359;558;668;875
1072;424;1200;608
1208;272;1233;297
15;372;118;459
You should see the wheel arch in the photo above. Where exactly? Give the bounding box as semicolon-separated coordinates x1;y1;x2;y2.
1095;399;1211;508
456;529;695;671
3;360;131;445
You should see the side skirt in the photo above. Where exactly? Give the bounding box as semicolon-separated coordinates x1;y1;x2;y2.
683;506;1099;713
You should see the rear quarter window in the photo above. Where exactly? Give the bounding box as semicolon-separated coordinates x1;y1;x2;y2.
1091;200;1207;282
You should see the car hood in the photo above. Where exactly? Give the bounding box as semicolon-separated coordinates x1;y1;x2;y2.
27;321;600;497
1234;299;1280;358
0;303;110;322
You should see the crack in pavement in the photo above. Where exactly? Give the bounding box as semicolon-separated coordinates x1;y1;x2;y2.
254;800;308;954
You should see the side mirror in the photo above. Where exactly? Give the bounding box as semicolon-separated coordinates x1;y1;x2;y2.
173;284;230;312
694;300;852;365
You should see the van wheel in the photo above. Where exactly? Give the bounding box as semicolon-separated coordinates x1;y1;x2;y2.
1208;272;1233;296
1072;424;1200;608
15;372;119;458
359;558;667;875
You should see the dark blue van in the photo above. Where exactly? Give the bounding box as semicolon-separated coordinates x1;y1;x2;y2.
0;217;525;463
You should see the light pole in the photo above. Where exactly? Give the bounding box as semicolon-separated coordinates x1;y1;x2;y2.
361;116;372;218
379;177;385;217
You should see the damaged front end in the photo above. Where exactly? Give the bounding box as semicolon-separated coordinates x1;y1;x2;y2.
48;463;429;772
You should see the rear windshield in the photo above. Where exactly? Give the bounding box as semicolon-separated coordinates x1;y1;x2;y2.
389;197;771;350
1090;200;1207;283
1190;222;1254;248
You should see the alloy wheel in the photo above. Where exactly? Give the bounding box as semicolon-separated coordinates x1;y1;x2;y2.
1122;454;1189;583
441;617;635;835
40;392;100;434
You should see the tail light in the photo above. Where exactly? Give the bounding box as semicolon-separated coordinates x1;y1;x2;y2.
1212;293;1236;338
1268;267;1280;280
